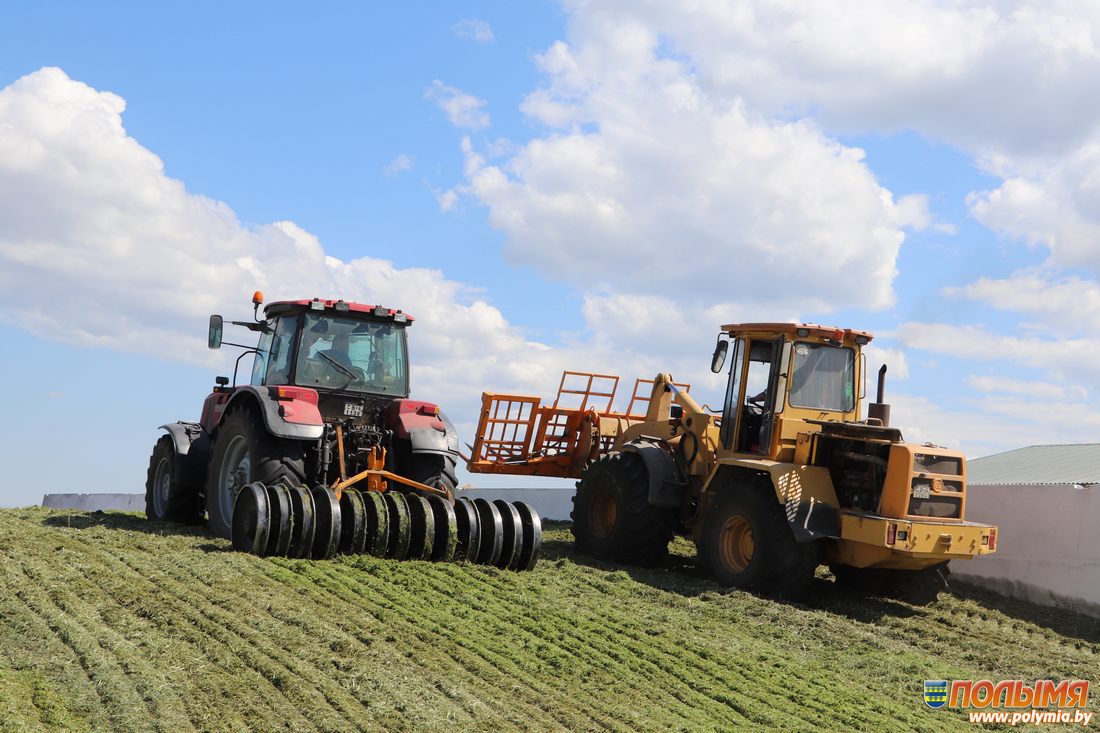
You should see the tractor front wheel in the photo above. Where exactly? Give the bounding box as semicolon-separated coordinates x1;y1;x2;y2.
205;406;307;540
572;452;674;566
145;435;201;523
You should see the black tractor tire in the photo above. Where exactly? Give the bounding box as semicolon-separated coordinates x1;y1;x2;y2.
361;491;389;557
311;485;342;560
231;482;271;555
831;562;950;605
453;497;481;562
145;435;202;523
406;494;436;561
385;492;412;560
264;483;293;557
339;489;368;555
699;476;819;598
285;484;316;559
493;500;523;570
407;455;457;499
426;495;457;562
572;452;674;567
513;501;542;571
205;406;307;540
472;498;504;566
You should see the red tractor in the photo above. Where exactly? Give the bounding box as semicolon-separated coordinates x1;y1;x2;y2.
145;292;540;569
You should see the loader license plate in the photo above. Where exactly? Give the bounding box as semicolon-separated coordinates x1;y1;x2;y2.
344;402;364;417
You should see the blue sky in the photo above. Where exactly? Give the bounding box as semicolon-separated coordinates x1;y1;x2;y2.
2;1;1099;506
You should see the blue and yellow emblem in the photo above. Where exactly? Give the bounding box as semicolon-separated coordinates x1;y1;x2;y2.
924;680;949;709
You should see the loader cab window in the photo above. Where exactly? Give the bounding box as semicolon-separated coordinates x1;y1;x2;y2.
788;342;855;412
720;338;782;453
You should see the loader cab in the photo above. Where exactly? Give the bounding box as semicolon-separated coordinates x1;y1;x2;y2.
717;324;866;456
251;300;412;398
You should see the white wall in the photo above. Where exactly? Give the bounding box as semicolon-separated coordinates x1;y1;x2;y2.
42;493;146;512
952;483;1100;618
456;487;574;521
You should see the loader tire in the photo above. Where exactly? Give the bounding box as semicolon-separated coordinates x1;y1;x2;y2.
831;562;949;606
145;435;202;523
572;452;674;567
205;406;307;540
700;476;819;599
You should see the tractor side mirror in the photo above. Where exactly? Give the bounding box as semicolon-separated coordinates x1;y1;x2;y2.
208;315;224;349
710;339;728;373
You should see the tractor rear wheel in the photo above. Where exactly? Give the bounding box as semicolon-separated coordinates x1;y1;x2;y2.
700;476;819;598
408;455;456;500
205;406;307;540
145;435;201;523
572;452;674;566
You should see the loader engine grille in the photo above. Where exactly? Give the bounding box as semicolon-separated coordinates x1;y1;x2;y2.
907;495;962;518
913;453;962;476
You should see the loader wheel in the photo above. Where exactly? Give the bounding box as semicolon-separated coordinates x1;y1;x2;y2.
285;484;316;559
361;491;389;557
231;482;271;555
406;494;436;561
472;498;504;566
384;492;412;560
205;406;306;540
493;500;523;570
572;452;674;566
265;483;293;557
145;435;201;523
426;495;457;562
310;485;342;560
700;477;819;598
830;563;950;606
513;501;542;571
453;498;481;562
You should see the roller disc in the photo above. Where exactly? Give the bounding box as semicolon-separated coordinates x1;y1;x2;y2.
310;485;342;560
406;494;435;561
339;488;368;555
264;483;293;557
453;497;480;562
361;490;389;557
513;501;543;571
426;495;457;562
285;484;316;559
493;500;523;570
384;492;412;560
232;482;271;555
472;498;504;566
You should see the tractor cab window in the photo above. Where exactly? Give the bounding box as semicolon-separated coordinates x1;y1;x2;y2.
251;317;295;386
294;314;408;395
788;342;855;412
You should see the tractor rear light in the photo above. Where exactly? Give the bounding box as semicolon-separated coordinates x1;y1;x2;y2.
416;404;440;417
310;298;324;310
886;523;897;545
335;299;349;312
270;386;319;404
394;312;407;323
988;528;997;551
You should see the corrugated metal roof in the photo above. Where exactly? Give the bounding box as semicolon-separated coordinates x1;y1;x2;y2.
967;444;1100;485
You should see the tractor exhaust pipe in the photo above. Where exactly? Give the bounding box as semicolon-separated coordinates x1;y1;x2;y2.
867;364;891;427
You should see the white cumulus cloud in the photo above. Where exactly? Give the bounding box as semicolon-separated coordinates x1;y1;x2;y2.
453;18;494;43
425;80;491;130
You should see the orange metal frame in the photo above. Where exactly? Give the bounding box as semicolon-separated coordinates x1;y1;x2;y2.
467;371;689;479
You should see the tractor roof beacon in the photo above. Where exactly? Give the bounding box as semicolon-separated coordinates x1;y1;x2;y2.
146;292;541;570
467;322;997;601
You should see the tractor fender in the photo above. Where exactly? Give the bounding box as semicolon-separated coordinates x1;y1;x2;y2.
710;460;841;542
222;386;324;441
621;439;685;509
158;421;211;486
384;400;461;458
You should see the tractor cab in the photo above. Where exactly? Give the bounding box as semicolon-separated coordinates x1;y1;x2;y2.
251;298;411;398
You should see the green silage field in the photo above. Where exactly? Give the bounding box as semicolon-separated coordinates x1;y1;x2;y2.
0;507;1096;732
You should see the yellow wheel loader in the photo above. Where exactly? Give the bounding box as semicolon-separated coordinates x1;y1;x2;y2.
468;324;997;600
